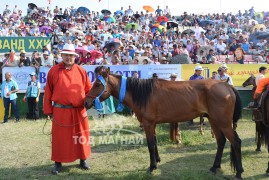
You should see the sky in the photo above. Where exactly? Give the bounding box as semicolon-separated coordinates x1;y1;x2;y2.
0;0;268;16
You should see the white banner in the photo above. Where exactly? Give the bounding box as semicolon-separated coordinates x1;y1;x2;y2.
2;67;36;90
3;65;182;90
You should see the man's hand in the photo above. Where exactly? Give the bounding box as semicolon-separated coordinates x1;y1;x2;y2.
6;92;11;96
36;97;39;103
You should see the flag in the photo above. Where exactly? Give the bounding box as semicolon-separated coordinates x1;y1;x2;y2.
48;0;51;4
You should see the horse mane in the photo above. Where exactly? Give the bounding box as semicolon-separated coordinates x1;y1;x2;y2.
126;77;155;109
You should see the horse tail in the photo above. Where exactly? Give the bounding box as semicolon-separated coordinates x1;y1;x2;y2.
231;86;242;130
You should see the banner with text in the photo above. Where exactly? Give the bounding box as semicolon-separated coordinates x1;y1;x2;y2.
181;64;269;86
0;37;50;53
3;65;182;90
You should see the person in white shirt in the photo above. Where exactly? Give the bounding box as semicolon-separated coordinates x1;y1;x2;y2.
216;39;228;55
215;67;233;85
41;51;53;67
256;66;267;86
126;6;134;16
164;6;171;15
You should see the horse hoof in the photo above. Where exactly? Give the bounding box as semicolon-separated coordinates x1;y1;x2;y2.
255;148;261;152
176;140;182;144
148;166;157;173
209;167;217;174
266;168;269;174
235;172;243;180
156;158;161;163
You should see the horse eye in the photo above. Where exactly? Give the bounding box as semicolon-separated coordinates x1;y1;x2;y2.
95;83;101;87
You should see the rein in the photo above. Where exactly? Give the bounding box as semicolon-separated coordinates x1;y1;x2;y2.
93;75;127;112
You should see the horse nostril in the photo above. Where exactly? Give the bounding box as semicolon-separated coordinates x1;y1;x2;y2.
85;102;88;107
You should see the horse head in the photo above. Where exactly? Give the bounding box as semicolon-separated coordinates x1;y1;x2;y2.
242;74;256;87
85;67;113;109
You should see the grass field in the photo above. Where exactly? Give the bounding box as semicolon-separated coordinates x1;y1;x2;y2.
0;111;269;180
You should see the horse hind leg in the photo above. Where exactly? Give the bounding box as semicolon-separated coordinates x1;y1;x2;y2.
209;124;226;174
221;127;244;179
255;122;262;152
143;121;157;173
154;125;161;163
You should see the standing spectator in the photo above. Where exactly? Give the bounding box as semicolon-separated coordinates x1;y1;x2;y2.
1;72;20;123
155;6;163;16
189;65;205;80
24;72;40;120
44;43;92;174
215;67;233;85
256;66;267;86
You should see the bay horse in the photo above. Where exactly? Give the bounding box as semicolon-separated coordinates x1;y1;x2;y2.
85;67;243;179
242;74;264;152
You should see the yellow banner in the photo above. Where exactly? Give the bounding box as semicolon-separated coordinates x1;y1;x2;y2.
181;64;269;87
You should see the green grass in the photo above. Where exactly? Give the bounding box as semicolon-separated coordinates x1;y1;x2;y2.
0;112;268;180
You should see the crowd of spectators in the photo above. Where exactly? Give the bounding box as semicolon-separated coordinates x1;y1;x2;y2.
0;4;269;69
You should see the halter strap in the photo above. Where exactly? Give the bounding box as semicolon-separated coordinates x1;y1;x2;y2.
117;76;127;112
94;75;107;111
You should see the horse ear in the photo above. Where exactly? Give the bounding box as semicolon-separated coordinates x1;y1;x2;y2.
251;74;254;77
106;67;110;75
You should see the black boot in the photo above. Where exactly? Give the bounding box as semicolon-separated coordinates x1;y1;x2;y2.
245;99;258;110
79;159;90;170
52;162;62;175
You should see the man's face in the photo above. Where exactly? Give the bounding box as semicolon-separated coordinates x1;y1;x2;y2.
261;70;266;75
62;53;75;66
43;54;49;60
196;70;202;75
5;73;11;80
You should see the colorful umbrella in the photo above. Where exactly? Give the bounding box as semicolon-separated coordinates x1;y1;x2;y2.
75;47;90;56
105;38;122;51
116;10;124;16
167;21;178;29
126;23;139;30
99;33;113;41
90;50;103;58
69;28;85;36
158;25;166;32
77;7;91;15
143;6;154;12
104;16;116;23
39;26;52;33
157;16;168;23
252;24;266;33
101;9;111;15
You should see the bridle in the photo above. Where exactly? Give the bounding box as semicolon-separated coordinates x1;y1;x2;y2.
87;75;107;111
87;74;127;112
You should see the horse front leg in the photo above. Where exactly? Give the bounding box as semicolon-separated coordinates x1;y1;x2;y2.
143;121;157;173
199;116;205;135
175;123;182;144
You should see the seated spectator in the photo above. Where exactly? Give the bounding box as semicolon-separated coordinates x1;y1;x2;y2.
41;51;53;67
234;43;245;64
2;50;19;67
210;56;220;64
19;50;31;67
241;39;249;54
256;51;267;64
198;56;209;64
31;51;41;67
206;49;215;62
216;39;228;55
